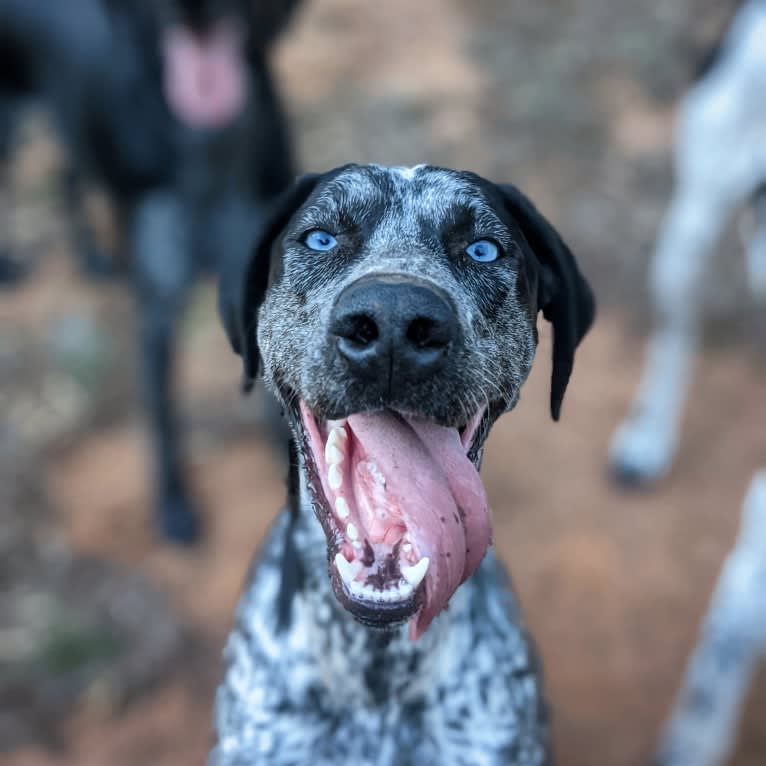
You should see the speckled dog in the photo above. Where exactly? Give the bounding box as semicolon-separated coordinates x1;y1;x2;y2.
213;164;595;766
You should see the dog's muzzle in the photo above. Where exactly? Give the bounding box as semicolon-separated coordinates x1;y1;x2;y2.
288;276;494;641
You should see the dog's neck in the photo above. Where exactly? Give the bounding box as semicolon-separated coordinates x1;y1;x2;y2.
215;441;549;764
269;445;474;703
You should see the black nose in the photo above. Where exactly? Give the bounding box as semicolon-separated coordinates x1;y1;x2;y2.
330;275;458;383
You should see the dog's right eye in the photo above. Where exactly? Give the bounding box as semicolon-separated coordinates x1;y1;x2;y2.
304;229;338;252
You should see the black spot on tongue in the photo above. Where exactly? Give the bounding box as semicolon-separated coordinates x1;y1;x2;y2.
361;540;375;568
365;541;402;589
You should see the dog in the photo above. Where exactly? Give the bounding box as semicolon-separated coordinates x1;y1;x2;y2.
609;0;766;486
654;471;766;766
0;0;300;541
211;163;595;765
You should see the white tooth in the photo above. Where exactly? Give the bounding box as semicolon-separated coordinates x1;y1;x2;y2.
325;427;346;463
403;543;412;554
328;426;346;449
346;523;359;541
352;540;362;550
401;557;429;587
328;463;343;490
332;424;348;440
335;497;350;519
334;553;362;583
350;580;363;595
325;442;344;465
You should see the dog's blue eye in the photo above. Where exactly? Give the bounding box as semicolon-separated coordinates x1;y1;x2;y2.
305;229;337;252
465;240;500;263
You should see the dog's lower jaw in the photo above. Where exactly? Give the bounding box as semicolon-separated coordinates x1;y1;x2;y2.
210;467;551;766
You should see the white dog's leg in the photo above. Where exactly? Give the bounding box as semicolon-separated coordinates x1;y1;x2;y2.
654;472;766;766
610;183;730;485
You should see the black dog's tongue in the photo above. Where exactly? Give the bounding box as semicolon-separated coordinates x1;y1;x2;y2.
346;412;491;640
162;21;246;128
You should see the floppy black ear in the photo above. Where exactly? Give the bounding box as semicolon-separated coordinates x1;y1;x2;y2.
219;173;320;393
499;184;595;420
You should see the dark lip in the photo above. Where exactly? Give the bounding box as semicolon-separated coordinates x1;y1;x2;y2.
279;383;495;626
332;578;420;629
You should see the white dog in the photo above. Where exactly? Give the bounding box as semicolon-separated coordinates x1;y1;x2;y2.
610;0;766;485
654;471;766;766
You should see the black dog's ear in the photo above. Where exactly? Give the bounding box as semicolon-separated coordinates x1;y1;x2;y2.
219;173;320;393
499;184;595;420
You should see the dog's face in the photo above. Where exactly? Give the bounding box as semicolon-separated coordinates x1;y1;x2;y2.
221;164;594;639
112;0;298;129
171;0;301;40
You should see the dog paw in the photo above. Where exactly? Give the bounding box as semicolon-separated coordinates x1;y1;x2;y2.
608;416;676;488
157;492;203;545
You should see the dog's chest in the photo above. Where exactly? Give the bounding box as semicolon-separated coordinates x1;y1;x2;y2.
211;513;549;766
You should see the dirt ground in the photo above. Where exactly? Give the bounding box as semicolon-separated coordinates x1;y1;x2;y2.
1;0;765;764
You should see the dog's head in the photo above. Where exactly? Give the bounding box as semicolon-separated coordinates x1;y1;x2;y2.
221;164;594;639
170;0;301;46
110;0;300;129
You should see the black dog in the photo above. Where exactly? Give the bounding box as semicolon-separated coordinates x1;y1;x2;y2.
0;0;300;541
213;164;594;764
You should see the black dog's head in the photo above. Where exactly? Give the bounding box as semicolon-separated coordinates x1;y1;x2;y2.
106;0;301;129
114;0;300;44
221;164;594;639
170;0;302;46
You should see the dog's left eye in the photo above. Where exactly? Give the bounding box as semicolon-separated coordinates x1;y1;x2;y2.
304;229;338;252
465;239;500;263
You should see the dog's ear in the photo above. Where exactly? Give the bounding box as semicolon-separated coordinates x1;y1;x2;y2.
219;173;320;393
499;184;595;420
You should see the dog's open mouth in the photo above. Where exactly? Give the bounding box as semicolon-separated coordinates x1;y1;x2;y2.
299;402;491;640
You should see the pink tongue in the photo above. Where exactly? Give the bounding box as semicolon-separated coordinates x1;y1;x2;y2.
162;23;246;128
347;412;491;640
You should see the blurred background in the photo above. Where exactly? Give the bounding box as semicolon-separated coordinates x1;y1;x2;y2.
1;0;764;764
